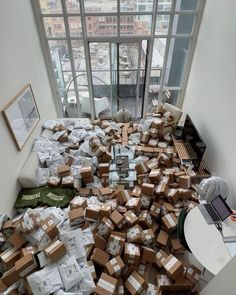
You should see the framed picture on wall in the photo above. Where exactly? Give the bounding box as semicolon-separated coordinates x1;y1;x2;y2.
2;84;40;151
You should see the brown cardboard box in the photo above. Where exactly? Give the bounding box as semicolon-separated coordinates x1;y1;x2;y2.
61;175;74;187
96;217;115;238
110;210;125;228
44;240;66;262
127;225;143;243
126;198;141;214
142;229;155;246
123;243;140;266
85;244;94;260
170;238;184;255
70;197;87;209
137;174;149;185
41;219;59;240
57;165;70;177
155;249;168;268
106;256;125;277
168;188;179;202
47;176;61;187
80;166;93;178
162;202;175;213
0;279;7;292
8;232;27;249
99;187;113;196
21;246;38;257
85;206;100;221
140;194;152;209
15;253;38;278
135;162;149;175
82;175;94;185
87;260;97;280
124;271;148;295
156;274;172;292
91;248;110;267
78;187;91;197
151;221;160;234
146;158;159;170
137;263;150;281
58;132;68;143
149;202;161;218
155;181;169;196
106;234;125;256
124;210;138;227
132;186;141;198
69;208;84;226
141;246;156;263
149;169;161;183
99;163;110;174
116;277;124;295
1;267;20;287
117;190;130;205
138;210;152;229
141;183;155;197
94;234;107;250
185;265;201;285
0;247;21;269
163;254;184;280
100;204;112;219
95;272;118;295
161;213;177;232
179;175;191;189
140;132;150;144
156;230;169;248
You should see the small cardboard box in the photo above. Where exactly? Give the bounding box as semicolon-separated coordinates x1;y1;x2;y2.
1;267;20;287
123;243;140;266
80;166;93;178
147;158;159;170
155;181;169;196
100;187;113;196
106;234;125;256
0;247;21;269
161;213;177;232
155;249;168;268
96;217;115;238
110;210;125;228
70;196;87;209
138;210;152;229
151;221;160;234
85;206;100;221
140;194;152;209
149;169;161;183
170;238;184;255
99;163;110;174
135;162;149;175
141;246;156;263
106;256;125;277
142;228;155;246
15;253;38;278
124;210;138;227
179;175;191;189
127;225;143;244
41;219;59;240
117;190;130;205
140;132;150;144
95;234;107;250
149;202;161;218
78;187;90;197
137;263;150;281
116;277;124;295
8;232;27;249
156;230;169;248
124;271;148;295
126;198;141;214
163;254;184;280
132;186;141;198
141;183;155;197
0;279;7;292
100;204;112;219
162;202;175;213
69;208;84;226
47;176;61;187
91;248;110;267
95;272;118;295
185;265;201;285
61;175;74;187
57;165;70;177
156;274;172;292
44;240;66;262
21;246;37;257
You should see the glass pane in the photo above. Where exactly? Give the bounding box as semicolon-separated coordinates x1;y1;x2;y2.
86;16;117;36
65;0;80;13
157;0;172;11
43;17;66;37
84;0;117;13
155;15;170;35
48;40;71;73
176;0;198;10
165;37;190;87
71;40;86;71
68;17;82;37
120;15;152;36
173;14;195;34
120;0;154;12
151;38;166;70
164;89;180;105
39;0;62;14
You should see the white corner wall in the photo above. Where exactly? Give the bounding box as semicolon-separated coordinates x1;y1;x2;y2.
0;0;58;216
183;0;236;207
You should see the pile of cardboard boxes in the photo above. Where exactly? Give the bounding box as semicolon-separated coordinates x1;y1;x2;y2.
0;112;204;294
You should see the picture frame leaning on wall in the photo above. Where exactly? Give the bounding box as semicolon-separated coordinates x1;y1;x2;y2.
2;84;40;151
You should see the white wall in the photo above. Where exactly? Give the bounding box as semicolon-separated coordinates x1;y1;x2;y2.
0;0;58;216
183;0;236;207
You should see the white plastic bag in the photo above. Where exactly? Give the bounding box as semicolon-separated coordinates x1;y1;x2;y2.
197;176;229;201
36;168;50;187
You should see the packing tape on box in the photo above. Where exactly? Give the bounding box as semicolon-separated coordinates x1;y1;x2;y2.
110;258;117;265
107;238;121;255
195;273;200;281
165;214;176;227
127;275;142;292
19;261;37;278
127;199;138;207
156;252;162;259
98;278;115;293
119;286;124;293
128;227;140;239
187;268;193;275
45;240;61;253
165;257;178;271
141;196;150;207
114;265;121;274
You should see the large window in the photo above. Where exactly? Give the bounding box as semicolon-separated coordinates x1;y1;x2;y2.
33;0;205;118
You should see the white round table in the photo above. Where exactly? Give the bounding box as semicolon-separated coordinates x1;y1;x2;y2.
184;206;235;275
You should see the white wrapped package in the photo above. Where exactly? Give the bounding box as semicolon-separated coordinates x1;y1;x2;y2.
38;152;51;165
46;152;65;168
68;129;88;144
82;227;95;246
27;265;63;295
43;120;58;130
78;141;94;157
58;255;84;290
54;290;83;295
197;176;229;201
36;168;50;187
60;229;86;261
129;133;141;145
